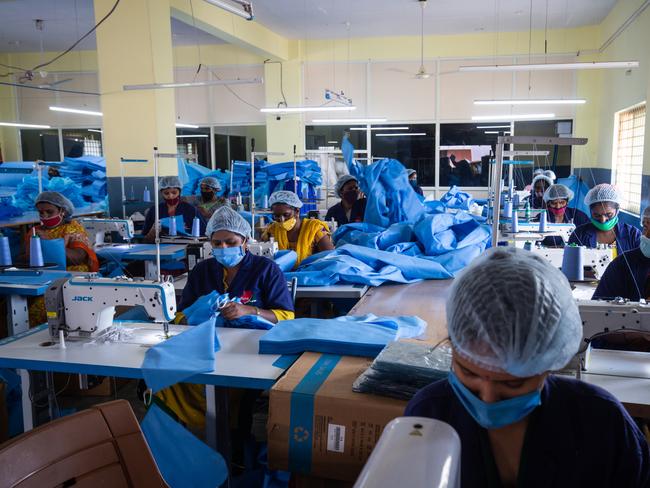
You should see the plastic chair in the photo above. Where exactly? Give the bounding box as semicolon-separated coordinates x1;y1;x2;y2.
0;399;167;488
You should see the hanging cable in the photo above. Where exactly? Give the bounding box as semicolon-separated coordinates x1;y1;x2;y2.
264;59;288;108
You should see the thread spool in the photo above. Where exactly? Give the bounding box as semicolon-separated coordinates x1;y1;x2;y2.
538;210;547;233
130;185;135;200
58;330;66;349
0;235;12;266
562;245;585;281
511;205;519;233
262;194;269;209
191;217;201;237
523;241;532;251
513;193;520;209
502;200;513;218
143;187;151;203
169;216;177;236
30;235;44;267
508;180;514;199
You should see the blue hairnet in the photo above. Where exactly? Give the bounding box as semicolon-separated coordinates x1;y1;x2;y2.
335;175;358;196
531;175;553;188
200;177;221;191
269;190;303;209
584;183;622;207
446;247;582;377
543;184;574;203
35;191;75;218
205;206;251;238
159;176;182;190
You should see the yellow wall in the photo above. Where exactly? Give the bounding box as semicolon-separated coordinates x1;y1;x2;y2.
0;54;19;160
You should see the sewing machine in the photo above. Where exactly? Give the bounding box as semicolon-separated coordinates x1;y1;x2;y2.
44;275;176;339
248;239;279;258
81;218;135;248
501;222;575;242
531;246;614;280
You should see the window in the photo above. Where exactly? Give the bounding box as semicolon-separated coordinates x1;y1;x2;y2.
62;129;103;157
305;125;367;151
20;129;60;161
439;123;497;188
176;127;211;168
613;103;645;214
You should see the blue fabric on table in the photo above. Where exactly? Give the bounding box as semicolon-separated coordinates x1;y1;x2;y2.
440;186;473;211
183;290;275;330
141;402;228;488
216;314;275;330
160;215;189;236
40;238;67;270
274;250;297;272
413;212;487;256
0;271;70;286
333;222;414;251
258;313;427;357
142;317;219;393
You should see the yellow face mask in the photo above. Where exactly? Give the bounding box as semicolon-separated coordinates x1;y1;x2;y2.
280;217;297;231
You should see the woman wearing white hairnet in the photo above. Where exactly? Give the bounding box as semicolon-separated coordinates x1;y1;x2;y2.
263;190;334;268
406;247;650;487
142;176;206;242
529;173;553;209
185;176;229;220
593;206;650;301
568;183;640;255
538;184;590;247
325;175;367;227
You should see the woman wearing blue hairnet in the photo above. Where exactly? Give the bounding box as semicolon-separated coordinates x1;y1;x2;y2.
593;206;650;301
325;175;367;227
406;247;650;487
568;184;640;255
142;176;206;242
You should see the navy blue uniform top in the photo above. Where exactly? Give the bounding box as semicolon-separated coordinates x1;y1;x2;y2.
593;247;650;301
179;251;294;313
405;375;650;488
568;220;641;253
412;184;424;196
325;198;367;227
142;201;206;236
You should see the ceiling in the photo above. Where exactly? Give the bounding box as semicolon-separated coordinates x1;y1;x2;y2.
0;0;618;53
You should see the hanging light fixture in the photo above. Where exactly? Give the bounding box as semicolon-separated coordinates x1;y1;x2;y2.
203;0;254;21
459;61;639;72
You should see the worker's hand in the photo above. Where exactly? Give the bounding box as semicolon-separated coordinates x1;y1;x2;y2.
219;302;256;320
34;228;49;239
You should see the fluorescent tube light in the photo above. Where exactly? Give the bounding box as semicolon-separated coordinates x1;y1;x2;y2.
484;131;512;134
459;61;639;72
327;141;338;144
375;132;427;137
0;122;51;128
472;114;555;121
176;134;209;138
123;77;262;91
49;106;103;116
175;123;199;128
312;118;388;124
349;126;409;131
476;125;512;129
203;0;254;20
260;106;356;114
88;129;103;133
474;99;586;105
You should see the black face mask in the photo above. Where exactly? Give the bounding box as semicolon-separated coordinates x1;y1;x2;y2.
201;191;214;201
342;190;358;205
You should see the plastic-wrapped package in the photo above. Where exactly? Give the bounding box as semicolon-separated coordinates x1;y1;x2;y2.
352;341;452;400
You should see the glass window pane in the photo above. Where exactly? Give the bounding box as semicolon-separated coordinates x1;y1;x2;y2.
176;127;211;168
305;125;366;150
20;129;60;161
439;123;497;188
61;129;103;157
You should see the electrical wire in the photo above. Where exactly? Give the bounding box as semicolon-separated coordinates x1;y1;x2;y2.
264;60;288;108
208;67;261;110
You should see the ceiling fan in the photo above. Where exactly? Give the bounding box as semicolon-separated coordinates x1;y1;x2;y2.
18;20;73;88
387;0;431;79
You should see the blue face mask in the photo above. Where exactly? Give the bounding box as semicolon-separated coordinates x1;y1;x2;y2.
212;246;245;268
641;235;650;258
409;179;418;188
448;369;542;429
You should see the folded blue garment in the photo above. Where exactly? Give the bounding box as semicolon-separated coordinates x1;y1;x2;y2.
142;317;219;393
440;186;473;210
183;290;275;329
40;238;66;270
258;314;427;357
274;250;297;272
141;403;228;488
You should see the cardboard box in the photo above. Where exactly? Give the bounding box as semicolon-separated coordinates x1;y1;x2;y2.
268;352;407;482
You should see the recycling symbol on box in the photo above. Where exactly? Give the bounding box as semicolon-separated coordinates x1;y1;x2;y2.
293;426;310;442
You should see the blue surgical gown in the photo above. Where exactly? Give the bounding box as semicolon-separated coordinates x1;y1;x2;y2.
405;375;650;487
325;198;367;227
568;220;641;253
142;201;206;236
593;248;650;301
179;251;294;313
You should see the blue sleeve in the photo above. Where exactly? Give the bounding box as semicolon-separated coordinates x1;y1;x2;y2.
179;265;204;311
261;261;294;312
628;225;642;249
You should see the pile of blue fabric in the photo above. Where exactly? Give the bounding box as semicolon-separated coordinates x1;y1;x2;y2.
14;176;87;212
178;159;231;198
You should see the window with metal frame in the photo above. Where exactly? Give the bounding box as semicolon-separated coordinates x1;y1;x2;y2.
613;102;645;215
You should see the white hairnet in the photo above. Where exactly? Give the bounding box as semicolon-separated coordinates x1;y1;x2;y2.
200;176;221;191
641;206;650;225
35;191;75;217
447;246;582;377
269;190;303;209
206;206;251;238
406;169;417;177
533;168;545;177
335;175;358;196
543;184;574;203
532;175;554;188
584;184;622;207
159;176;182;190
544;170;557;181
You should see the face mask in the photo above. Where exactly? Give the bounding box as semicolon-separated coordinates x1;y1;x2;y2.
409;179;418;188
342;190;358;205
280;217;297;231
165;196;180;206
212;246;245;268
591;214;618;232
548;206;566;218
200;191;214;202
40;213;63;228
641;235;650;258
448;369;542;430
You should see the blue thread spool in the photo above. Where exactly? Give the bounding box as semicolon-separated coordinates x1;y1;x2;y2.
523;241;532;251
191;217;201;237
513;193;520;209
502;200;513;218
143;187;151;203
30;236;44;267
262;194;269;209
562;245;584;281
0;236;12;266
169;216;177;236
511;205;519;233
538;210;547;232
